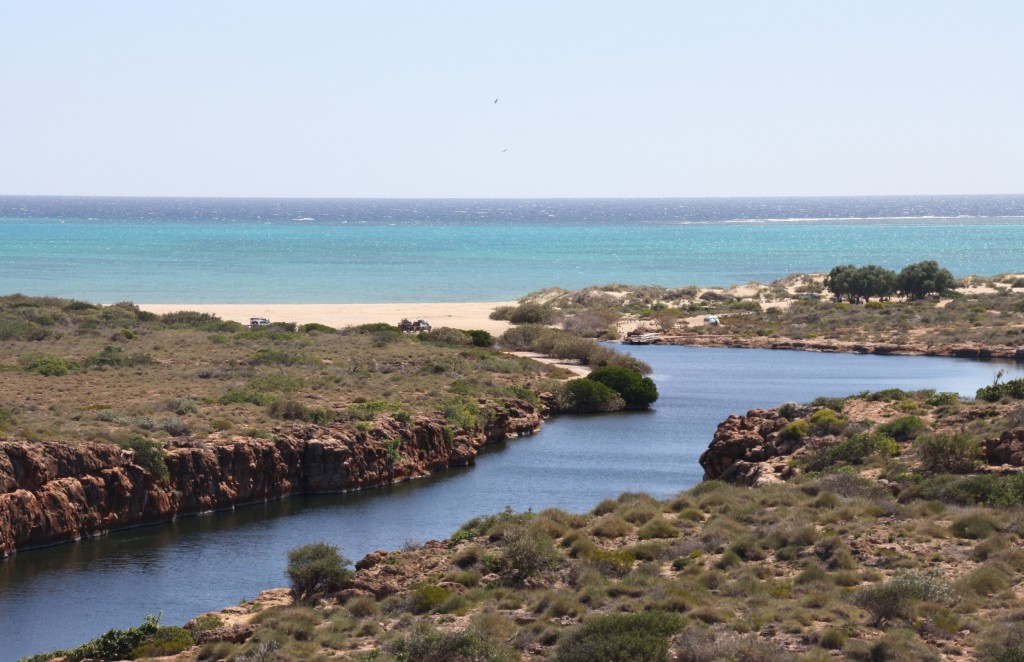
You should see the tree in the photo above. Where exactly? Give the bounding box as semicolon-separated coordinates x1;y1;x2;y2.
286;542;352;604
825;264;857;302
825;264;897;303
586;366;659;410
897;260;956;300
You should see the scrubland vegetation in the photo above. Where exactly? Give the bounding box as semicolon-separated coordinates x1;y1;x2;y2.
492;265;1024;354
0;294;661;449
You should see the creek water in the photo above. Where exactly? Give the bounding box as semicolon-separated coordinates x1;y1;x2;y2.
2;346;1023;660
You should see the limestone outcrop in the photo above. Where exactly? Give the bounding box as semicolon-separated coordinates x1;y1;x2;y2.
0;400;541;556
698;408;797;486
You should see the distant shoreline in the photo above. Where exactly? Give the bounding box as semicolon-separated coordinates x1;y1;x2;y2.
137;301;516;335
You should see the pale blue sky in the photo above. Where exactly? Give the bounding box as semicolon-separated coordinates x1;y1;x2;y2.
2;1;1021;198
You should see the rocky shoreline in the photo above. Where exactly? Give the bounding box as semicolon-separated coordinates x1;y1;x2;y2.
0;399;541;557
657;331;1024;361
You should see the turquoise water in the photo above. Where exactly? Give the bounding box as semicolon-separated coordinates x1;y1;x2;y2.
1;195;1023;303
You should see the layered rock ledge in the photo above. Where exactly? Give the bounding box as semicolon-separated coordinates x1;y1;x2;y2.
660;332;1024;361
0;400;541;556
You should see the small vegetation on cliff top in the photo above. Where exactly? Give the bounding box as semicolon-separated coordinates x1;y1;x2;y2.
0;294;586;447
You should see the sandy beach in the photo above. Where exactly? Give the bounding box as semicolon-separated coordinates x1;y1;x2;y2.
137;301;516;335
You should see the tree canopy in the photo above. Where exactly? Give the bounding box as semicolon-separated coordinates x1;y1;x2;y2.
824;264;897;303
897;260;957;300
586;366;659;410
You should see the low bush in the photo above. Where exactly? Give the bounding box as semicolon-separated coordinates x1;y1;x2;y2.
19;352;79;376
501;524;559;585
977;378;1024;402
286;542;352;604
219;388;275;406
252;348;320;367
116;436;169;481
804;432;899;472
554;610;685;662
389;623;517;662
555;379;624;413
950;512;999;539
853;570;954;625
916;432;982;473
84;345;155;368
809;408;847;435
877;415;926;441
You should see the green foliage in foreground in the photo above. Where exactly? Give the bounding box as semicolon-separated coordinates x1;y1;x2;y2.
286;542;352;605
390;623;518;662
19;614;194;662
555;610;685;662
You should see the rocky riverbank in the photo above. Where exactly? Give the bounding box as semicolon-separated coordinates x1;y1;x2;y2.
0;400;541;556
657;331;1024;361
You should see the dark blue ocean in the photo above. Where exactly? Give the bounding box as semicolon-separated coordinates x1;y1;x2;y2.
2;195;1023;303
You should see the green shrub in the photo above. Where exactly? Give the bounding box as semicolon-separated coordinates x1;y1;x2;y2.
19;352;79;376
268;399;337;424
219;388;276;406
84;345;155;368
115;436;169;481
249;373;305;392
877;415;926;441
252;348;320;366
591;514;632;539
348;400;401;421
916;432;982;473
926;391;961;407
389;623;517;662
638;516;678;540
507;302;558;325
853;570;954;625
977;378;1024;402
502;524;559;585
410;584;454;614
464;329;494;347
300;322;335;333
165;397;199;415
950;513;999;539
556;379;624;413
804;432;899;472
31;614;164;662
440;396;480;430
161;416;191;437
780;420;810;441
554;610;685;662
809;408;847;435
129;626;194;658
286;542;352;604
586;365;659;410
809;396;847;412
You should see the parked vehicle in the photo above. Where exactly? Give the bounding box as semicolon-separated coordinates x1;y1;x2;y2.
399;318;432;332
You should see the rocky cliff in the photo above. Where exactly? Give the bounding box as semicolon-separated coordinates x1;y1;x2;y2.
0;400;541;556
698;407;796;486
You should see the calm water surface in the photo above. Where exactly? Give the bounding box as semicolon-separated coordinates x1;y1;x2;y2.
2;346;1023;660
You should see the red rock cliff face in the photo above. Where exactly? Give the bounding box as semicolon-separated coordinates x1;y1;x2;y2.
0;400;540;556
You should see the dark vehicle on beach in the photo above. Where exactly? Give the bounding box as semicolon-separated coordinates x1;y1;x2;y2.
399;318;432;332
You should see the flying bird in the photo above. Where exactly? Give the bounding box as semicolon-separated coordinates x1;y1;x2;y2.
494;98;498;104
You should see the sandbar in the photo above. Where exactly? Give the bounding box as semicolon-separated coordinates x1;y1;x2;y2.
137;302;516;335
